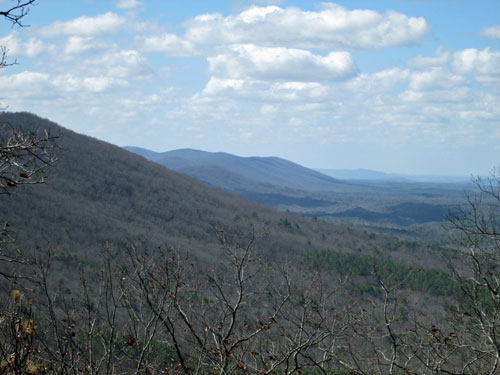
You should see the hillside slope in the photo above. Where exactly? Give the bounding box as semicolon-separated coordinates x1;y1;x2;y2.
0;112;460;319
0;112;409;266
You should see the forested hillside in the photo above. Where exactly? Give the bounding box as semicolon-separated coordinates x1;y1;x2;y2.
2;112;500;375
1;112;442;269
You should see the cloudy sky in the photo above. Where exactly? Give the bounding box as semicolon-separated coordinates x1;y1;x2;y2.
0;0;499;176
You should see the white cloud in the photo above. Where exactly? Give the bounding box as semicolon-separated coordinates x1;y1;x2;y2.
0;71;49;92
408;68;464;91
82;76;128;92
83;49;149;78
137;33;198;56
63;36;107;55
200;77;329;103
345;68;409;94
23;38;44;58
201;77;245;96
40;12;125;37
479;25;500;39
0;69;129;102
207;44;357;81
394;68;469;104
115;0;143;9
0;31;44;58
409;48;450;68
184;3;428;49
453;48;500;82
53;74;128;93
399;87;469;104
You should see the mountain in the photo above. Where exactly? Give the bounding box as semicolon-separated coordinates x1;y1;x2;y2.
125;147;345;192
0;112;452;281
0;114;474;375
0;112;410;267
316;168;470;183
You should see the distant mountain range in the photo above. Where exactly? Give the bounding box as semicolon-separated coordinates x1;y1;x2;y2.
124;147;346;192
316;168;470;183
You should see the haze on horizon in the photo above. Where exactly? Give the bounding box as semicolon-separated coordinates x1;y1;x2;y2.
0;0;498;176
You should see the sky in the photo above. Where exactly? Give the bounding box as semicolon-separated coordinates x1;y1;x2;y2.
0;0;499;176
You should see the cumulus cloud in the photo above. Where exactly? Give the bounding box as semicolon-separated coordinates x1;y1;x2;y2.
399;68;469;103
479;25;500;39
408;48;450;68
399;87;469;104
115;0;143;9
53;74;128;93
0;70;129;98
0;71;49;92
83;49;149;78
0;31;44;58
137;33;198;56
184;3;428;49
63;36;108;55
453;48;500;82
345;68;409;94
408;68;464;91
40;12;125;37
207;44;357;81
200;77;329;103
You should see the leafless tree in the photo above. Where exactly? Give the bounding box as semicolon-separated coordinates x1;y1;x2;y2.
344;266;464;375
0;1;36;27
0;123;58;280
107;229;354;375
342;168;500;375
441;167;500;374
0;124;58;195
0;1;37;69
0;0;58;275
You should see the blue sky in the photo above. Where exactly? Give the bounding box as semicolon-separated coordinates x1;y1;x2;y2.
1;0;499;176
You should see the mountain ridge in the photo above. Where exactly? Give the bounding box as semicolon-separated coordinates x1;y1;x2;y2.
124;146;344;192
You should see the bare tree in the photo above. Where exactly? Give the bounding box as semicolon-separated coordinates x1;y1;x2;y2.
0;0;58;195
0;1;37;69
344;168;500;375
441;167;500;374
115;229;354;375
0;124;58;195
0;123;58;280
0;1;58;273
0;1;36;27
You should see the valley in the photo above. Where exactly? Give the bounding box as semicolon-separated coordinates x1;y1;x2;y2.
126;145;475;239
